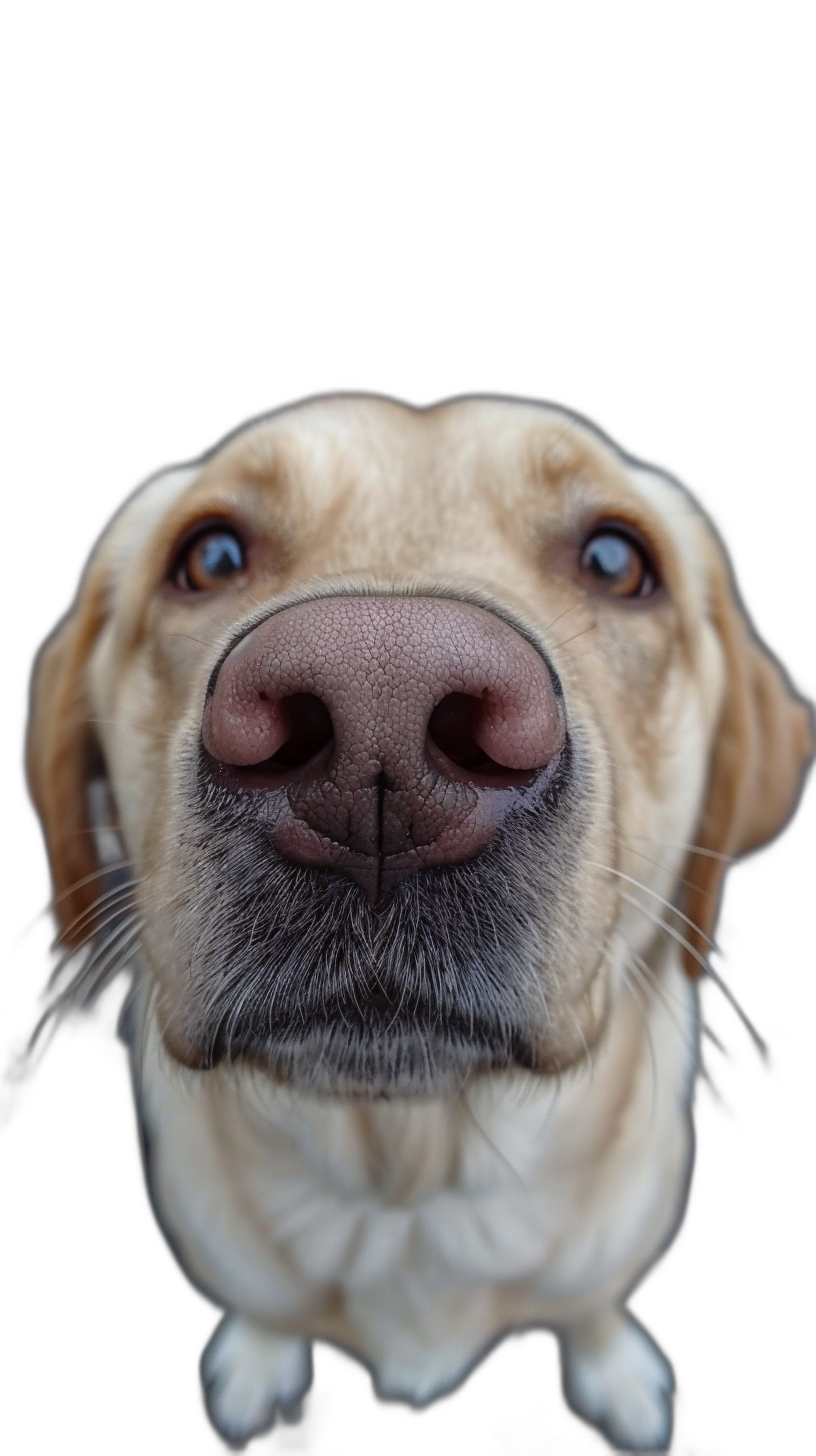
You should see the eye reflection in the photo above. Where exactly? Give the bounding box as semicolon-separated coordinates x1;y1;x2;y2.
176;529;246;592
580;529;657;598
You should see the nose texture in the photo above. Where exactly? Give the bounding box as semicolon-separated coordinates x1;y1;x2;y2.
202;595;565;902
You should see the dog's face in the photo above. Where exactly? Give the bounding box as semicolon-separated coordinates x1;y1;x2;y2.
27;397;811;1093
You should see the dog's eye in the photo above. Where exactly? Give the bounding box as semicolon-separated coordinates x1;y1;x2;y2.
580;528;657;599
175;528;246;591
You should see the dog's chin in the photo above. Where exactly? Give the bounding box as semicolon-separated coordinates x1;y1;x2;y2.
221;1034;504;1097
165;1003;539;1096
227;1007;542;1094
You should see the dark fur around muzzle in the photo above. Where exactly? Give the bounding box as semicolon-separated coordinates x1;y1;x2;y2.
158;734;591;1094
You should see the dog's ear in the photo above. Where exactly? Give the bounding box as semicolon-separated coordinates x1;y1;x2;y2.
27;467;199;953
26;566;110;950
681;549;813;977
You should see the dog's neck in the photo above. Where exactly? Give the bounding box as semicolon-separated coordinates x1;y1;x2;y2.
134;940;697;1209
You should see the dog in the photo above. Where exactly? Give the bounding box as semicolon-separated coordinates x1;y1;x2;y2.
26;395;812;1450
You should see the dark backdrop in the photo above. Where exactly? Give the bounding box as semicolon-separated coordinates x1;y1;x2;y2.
4;187;810;1456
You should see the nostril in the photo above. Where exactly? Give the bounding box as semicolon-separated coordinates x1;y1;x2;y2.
428;693;490;769
207;691;335;784
265;693;334;768
427;693;537;786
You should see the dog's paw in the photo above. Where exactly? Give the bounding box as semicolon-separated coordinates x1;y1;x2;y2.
200;1314;312;1448
559;1308;674;1451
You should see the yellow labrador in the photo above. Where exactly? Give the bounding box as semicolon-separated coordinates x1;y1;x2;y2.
27;396;812;1450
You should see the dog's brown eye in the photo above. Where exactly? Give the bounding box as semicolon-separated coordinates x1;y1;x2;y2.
580;529;657;598
176;529;246;591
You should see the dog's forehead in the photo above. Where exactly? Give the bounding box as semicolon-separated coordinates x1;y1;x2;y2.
177;396;670;553
100;396;709;601
211;394;629;504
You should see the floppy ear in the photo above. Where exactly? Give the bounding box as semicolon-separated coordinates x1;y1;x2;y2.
680;556;813;977
26;465;201;954
26;569;110;949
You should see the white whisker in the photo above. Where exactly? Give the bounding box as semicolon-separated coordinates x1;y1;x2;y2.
52;908;142;1013
48;860;136;911
590;861;717;949
619;841;705;897
48;896;139;989
60;916;142;1005
625;835;734;863
56;880;138;948
28;916;144;1054
619;891;768;1059
629;951;699;1064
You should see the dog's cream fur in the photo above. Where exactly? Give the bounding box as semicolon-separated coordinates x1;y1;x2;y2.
27;397;812;1450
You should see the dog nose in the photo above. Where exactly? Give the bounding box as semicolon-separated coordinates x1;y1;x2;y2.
202;595;565;901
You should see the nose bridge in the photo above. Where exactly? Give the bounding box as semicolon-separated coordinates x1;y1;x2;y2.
309;596;493;773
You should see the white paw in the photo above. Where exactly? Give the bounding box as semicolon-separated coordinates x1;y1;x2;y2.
560;1308;674;1451
372;1346;472;1407
201;1315;312;1448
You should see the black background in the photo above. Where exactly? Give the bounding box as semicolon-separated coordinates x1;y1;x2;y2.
4;128;810;1456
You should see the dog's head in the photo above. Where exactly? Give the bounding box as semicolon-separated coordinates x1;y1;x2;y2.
27;397;812;1093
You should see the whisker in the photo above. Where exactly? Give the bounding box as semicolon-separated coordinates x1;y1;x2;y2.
50;914;142;1005
163;631;223;649
81;720;179;746
629;950;699;1063
542;602;584;635
48;861;135;910
73;920;143;1013
459;1094;538;1208
16;861;137;943
619;891;768;1059
625;946;718;1093
48;905;134;991
625;835;734;863
83;719;139;729
29;918;143;1053
620;841;714;898
55;879;138;948
551;623;598;651
591;861;718;949
617;922;713;1102
574;1026;595;1080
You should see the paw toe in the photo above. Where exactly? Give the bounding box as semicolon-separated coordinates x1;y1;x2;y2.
201;1316;312;1446
561;1311;674;1452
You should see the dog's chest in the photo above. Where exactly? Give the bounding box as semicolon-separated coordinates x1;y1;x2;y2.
143;1066;565;1294
137;974;695;1326
226;1093;574;1289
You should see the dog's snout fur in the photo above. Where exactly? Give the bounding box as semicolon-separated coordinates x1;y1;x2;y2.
202;594;565;901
